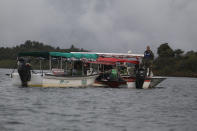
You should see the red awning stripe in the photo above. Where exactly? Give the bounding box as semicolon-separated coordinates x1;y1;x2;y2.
96;57;139;64
87;61;116;65
87;57;139;65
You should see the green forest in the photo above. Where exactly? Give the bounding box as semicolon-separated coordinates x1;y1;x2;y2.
0;40;197;77
0;40;87;69
153;43;197;77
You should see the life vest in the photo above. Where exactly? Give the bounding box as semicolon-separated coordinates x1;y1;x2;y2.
110;69;118;79
111;69;117;75
144;50;153;59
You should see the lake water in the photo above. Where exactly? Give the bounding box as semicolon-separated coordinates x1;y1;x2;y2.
0;68;197;131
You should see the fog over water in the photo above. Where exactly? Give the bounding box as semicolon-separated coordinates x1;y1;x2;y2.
0;0;197;53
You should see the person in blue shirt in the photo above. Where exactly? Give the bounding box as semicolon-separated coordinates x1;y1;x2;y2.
142;46;154;76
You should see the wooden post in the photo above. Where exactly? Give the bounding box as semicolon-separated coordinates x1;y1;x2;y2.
65;61;67;71
72;61;74;76
40;59;42;73
98;64;100;73
82;61;84;76
60;57;62;69
49;56;51;70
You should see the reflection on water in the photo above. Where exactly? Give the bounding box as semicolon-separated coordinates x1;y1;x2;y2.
0;69;197;131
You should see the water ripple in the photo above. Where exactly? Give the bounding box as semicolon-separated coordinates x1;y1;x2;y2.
0;69;197;131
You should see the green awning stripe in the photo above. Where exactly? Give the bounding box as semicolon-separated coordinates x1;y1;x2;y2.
49;52;98;60
18;52;98;60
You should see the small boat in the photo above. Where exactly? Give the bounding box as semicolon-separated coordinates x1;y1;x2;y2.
73;52;166;89
11;52;99;87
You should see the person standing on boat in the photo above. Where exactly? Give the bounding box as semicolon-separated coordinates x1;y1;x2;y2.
17;58;34;87
143;46;154;76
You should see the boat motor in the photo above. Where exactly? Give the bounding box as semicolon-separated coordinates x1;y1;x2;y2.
17;58;31;87
135;67;146;89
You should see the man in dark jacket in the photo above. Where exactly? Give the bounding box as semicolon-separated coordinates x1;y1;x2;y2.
17;58;32;87
143;46;154;76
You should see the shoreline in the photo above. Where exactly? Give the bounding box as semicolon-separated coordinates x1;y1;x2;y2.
153;71;197;78
1;67;197;78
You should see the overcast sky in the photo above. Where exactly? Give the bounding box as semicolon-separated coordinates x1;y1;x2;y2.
0;0;197;54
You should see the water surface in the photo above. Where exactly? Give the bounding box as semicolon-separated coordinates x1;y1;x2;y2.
0;69;197;131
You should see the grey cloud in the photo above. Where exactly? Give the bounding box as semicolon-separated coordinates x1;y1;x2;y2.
0;0;197;54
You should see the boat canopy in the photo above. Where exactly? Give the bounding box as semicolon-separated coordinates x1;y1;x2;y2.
71;52;144;58
88;57;139;65
49;52;98;60
18;52;98;60
18;52;49;58
49;52;73;58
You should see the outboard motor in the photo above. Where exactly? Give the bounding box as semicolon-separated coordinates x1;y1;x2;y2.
135;67;146;89
17;58;31;87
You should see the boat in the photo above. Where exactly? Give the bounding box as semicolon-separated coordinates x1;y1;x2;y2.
11;52;99;87
73;52;166;89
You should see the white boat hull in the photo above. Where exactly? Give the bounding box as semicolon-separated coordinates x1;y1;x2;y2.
92;80;150;89
93;76;165;89
43;74;98;87
11;73;98;87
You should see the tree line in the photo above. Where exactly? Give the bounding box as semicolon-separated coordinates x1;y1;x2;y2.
0;41;197;77
0;40;87;60
153;43;197;77
0;40;87;68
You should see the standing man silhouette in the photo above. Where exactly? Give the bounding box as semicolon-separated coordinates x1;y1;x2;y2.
143;46;154;76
